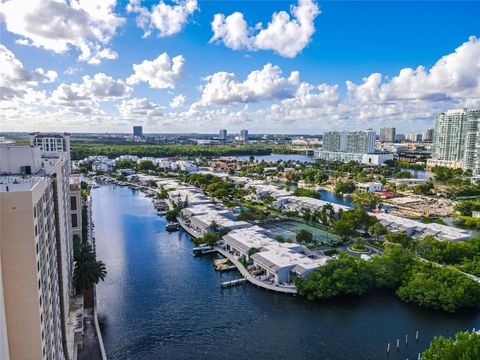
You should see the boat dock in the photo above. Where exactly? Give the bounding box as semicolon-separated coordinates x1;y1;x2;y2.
221;278;247;288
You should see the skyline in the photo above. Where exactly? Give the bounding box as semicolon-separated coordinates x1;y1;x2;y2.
1;0;480;133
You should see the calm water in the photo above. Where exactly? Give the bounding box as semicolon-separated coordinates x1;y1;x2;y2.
93;184;480;360
236;153;316;163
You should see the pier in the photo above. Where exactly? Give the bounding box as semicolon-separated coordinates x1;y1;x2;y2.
221;278;247;288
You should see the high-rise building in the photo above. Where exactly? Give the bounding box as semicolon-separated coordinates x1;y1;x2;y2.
428;109;480;169
30;132;71;172
133;125;143;138
322;131;346;152
219;129;227;141
395;134;405;142
239;129;249;142
0;144;73;360
405;133;422;142
379;128;396;142
345;129;376;153
423;128;434;142
315;129;390;164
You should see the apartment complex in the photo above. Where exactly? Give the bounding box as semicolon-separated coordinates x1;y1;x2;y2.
423;128;434;142
219;129;227;141
428;109;480;171
238;129;249;142
0;134;76;360
133;126;143;138
315;129;391;165
379;127;396;142
0;145;73;359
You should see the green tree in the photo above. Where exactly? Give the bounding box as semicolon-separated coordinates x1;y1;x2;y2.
368;222;387;241
115;160;135;169
352;192;381;210
334;181;356;195
296;229;313;244
422;331;480;360
454;199;480;216
73;243;107;292
296;255;372;300
396;263;480;312
137;160;155;171
370;244;416;289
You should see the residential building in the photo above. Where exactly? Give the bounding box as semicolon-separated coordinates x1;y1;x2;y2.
239;129;249;142
69;175;83;241
30;132;71;172
423;128;434;142
322;131;346;152
405;133;422;142
356;182;383;193
223;227;330;285
379;128;396;142
316;129;383;164
0;145;73;360
428;109;480;170
219;129;227;141
133;125;143;138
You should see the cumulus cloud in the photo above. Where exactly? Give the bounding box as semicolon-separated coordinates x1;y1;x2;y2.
210;0;319;58
118;97;164;117
170;94;186;108
127;0;198;37
50;73;132;111
196;63;300;106
0;0;125;64
127;53;185;89
346;36;480;104
0;44;57;100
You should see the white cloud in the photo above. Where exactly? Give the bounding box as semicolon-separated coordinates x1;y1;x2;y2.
170;94;186;108
0;44;57;100
127;53;185;89
346;36;480;103
196;63;300;106
50;73;132;110
118;98;164;117
0;0;125;64
127;0;198;37
210;0;319;58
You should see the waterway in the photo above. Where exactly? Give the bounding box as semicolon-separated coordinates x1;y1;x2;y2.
236;153;316;163
93;184;480;360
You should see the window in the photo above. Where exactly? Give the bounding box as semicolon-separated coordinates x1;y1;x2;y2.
71;214;78;228
70;196;77;210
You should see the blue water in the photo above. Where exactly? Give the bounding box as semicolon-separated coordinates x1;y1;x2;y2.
93;184;480;360
320;190;353;207
236;153;315;163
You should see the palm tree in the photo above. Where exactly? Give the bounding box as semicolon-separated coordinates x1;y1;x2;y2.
322;203;336;225
209;220;219;233
74;243;107;293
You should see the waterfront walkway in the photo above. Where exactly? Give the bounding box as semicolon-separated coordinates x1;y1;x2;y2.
215;246;297;295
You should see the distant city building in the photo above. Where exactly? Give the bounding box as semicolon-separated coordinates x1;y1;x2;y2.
345;129;376;153
379;127;396;142
219;129;227;141
405;133;422;142
0;144;74;359
133;125;143;138
428;109;480;170
316;129;391;165
239;129;249;142
322;131;346;152
395;134;405;142
423;128;434;142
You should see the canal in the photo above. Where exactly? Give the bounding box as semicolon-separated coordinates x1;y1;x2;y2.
93;184;480;360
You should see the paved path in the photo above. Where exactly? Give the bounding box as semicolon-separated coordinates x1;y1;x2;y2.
215;246;297;295
77;312;102;360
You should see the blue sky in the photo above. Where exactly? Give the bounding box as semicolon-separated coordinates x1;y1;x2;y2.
1;1;480;134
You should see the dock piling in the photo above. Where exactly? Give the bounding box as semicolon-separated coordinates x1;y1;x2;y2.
416;331;419;342
396;339;400;350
